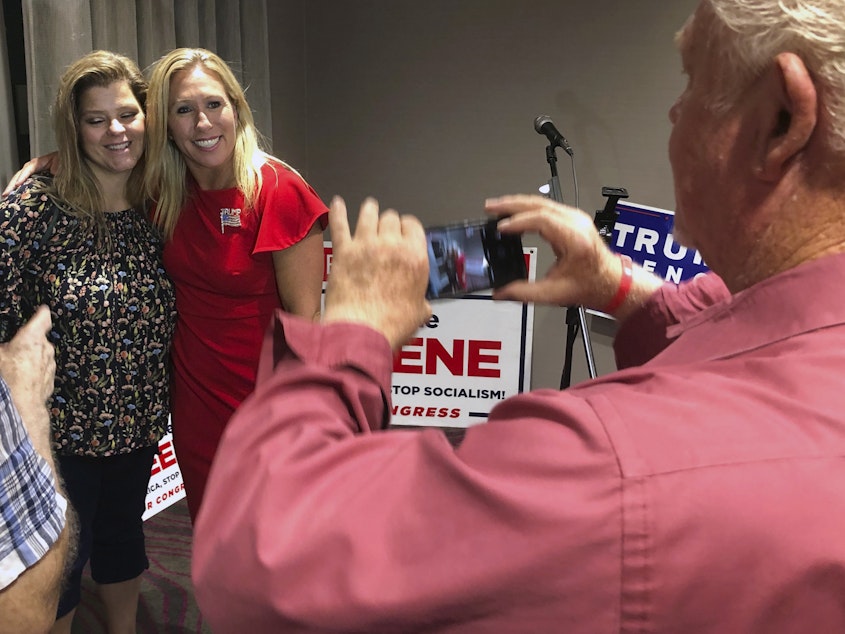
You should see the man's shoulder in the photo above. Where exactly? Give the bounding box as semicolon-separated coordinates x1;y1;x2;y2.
568;339;845;481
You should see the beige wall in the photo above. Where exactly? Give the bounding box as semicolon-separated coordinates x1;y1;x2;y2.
268;0;699;389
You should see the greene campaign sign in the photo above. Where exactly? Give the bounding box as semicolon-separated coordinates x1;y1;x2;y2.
143;426;185;520
389;293;533;427
324;243;536;428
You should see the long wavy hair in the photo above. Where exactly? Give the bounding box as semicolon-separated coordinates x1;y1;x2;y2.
45;50;147;236
144;48;282;239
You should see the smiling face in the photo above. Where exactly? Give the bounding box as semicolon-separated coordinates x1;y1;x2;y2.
78;80;145;186
167;65;238;190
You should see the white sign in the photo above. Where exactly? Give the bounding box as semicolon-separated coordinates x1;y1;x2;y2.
323;243;536;428
143;427;185;520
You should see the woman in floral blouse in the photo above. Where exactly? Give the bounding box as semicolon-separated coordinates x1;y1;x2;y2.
0;51;175;633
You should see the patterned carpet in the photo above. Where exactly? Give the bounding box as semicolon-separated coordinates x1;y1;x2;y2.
72;498;211;633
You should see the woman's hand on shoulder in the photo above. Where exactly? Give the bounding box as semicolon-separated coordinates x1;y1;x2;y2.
2;152;60;198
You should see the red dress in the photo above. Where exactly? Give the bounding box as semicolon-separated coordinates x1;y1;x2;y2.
163;162;327;520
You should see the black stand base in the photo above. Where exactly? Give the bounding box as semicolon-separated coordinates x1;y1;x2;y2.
560;305;595;389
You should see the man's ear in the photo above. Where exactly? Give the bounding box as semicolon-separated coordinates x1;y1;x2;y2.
758;52;818;181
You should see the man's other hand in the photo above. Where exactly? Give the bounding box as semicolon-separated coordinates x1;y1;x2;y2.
324;197;431;350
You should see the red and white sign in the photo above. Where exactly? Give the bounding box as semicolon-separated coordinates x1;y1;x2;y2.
323;243;536;428
143;425;185;520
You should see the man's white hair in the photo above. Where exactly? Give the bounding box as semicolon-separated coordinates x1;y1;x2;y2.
706;0;845;152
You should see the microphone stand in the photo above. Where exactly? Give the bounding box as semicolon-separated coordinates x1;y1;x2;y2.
542;143;597;388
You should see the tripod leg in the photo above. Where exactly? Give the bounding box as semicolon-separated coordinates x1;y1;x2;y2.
560;319;578;389
578;306;597;380
560;306;598;389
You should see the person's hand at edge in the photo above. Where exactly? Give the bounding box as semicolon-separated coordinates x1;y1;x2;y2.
0;305;56;459
323;196;432;350
485;195;663;322
2;152;60;197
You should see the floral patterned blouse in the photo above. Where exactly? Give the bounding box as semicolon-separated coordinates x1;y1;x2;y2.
0;175;176;457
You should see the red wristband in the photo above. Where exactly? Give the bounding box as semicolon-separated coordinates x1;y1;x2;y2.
601;255;633;314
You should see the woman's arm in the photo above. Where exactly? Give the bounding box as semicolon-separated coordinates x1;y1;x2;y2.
2;153;59;197
271;222;325;321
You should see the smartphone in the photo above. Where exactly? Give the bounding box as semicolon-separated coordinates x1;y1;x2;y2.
425;217;526;300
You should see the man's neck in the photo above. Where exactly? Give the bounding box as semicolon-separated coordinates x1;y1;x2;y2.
722;191;845;293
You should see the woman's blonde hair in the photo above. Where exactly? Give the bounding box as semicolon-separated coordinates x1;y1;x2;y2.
47;50;147;235
144;48;274;239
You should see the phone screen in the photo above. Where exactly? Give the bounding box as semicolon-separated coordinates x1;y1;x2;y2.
425;218;526;300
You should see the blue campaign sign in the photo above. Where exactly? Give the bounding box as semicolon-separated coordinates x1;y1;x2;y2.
609;201;709;283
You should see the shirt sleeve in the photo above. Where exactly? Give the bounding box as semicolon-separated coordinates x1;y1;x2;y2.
0;378;67;591
192;313;622;633
614;273;730;369
252;163;329;254
0;176;53;343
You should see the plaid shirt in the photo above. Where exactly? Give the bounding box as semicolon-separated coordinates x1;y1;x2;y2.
0;376;67;590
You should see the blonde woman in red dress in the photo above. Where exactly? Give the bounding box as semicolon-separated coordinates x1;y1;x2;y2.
144;48;327;522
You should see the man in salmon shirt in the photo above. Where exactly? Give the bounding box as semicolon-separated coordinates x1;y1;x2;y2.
193;1;845;632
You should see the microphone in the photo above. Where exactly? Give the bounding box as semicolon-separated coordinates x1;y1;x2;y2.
534;115;574;156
